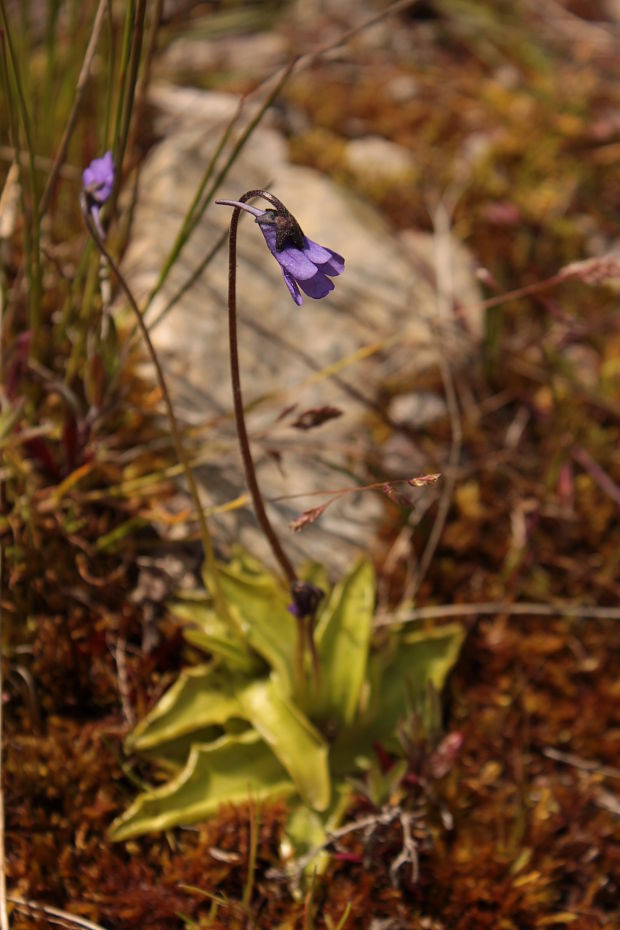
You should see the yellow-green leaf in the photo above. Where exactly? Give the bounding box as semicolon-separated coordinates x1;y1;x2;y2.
172;599;261;674
126;665;243;753
368;623;465;738
217;562;297;691
238;677;331;811
110;731;296;841
331;623;465;770
313;559;375;728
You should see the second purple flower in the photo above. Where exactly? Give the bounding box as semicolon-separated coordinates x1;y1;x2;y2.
82;150;115;239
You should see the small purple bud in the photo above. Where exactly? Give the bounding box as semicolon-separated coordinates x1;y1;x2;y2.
289;580;324;620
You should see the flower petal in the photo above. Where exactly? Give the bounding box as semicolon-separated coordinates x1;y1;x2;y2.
320;249;345;276
258;223;318;280
302;237;333;265
257;222;278;254
299;272;335;300
282;269;303;305
101;150;114;177
279;248;320;281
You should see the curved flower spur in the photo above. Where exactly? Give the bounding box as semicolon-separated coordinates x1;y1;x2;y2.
216;191;345;305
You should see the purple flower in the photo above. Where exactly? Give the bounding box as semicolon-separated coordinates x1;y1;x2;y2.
216;197;344;306
82;151;115;239
83;151;114;202
288;580;324;620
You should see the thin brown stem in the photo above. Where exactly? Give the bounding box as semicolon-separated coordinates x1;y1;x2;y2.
374;600;620;628
82;202;239;636
480;271;568;311
411;192;463;597
226;196;297;586
9;897;110;930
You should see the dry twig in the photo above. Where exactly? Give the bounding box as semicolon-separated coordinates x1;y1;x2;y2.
268;806;426;884
411;190;464;596
375;600;620;628
8;897;111;930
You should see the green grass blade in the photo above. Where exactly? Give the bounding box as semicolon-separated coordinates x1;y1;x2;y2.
113;0;146;200
0;0;41;340
143;102;243;315
111;0;135;159
39;0;108;216
143;57;297;316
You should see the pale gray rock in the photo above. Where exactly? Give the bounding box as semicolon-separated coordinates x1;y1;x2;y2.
388;391;447;428
121;83;481;576
157;30;288;82
345;135;416;182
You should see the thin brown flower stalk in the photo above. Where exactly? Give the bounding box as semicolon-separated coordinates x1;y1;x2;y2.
224;193;298;587
82;205;240;637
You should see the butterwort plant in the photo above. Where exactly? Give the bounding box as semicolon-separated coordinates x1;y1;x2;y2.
110;189;465;869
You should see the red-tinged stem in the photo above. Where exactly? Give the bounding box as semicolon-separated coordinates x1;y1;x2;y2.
226;191;297;586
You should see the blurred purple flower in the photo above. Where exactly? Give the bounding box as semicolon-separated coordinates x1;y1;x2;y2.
288;580;324;620
216;198;344;306
82;151;115;239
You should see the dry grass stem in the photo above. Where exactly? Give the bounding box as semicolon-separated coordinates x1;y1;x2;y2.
9;897;111;930
411;192;463;597
39;0;108;216
375;601;620;628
